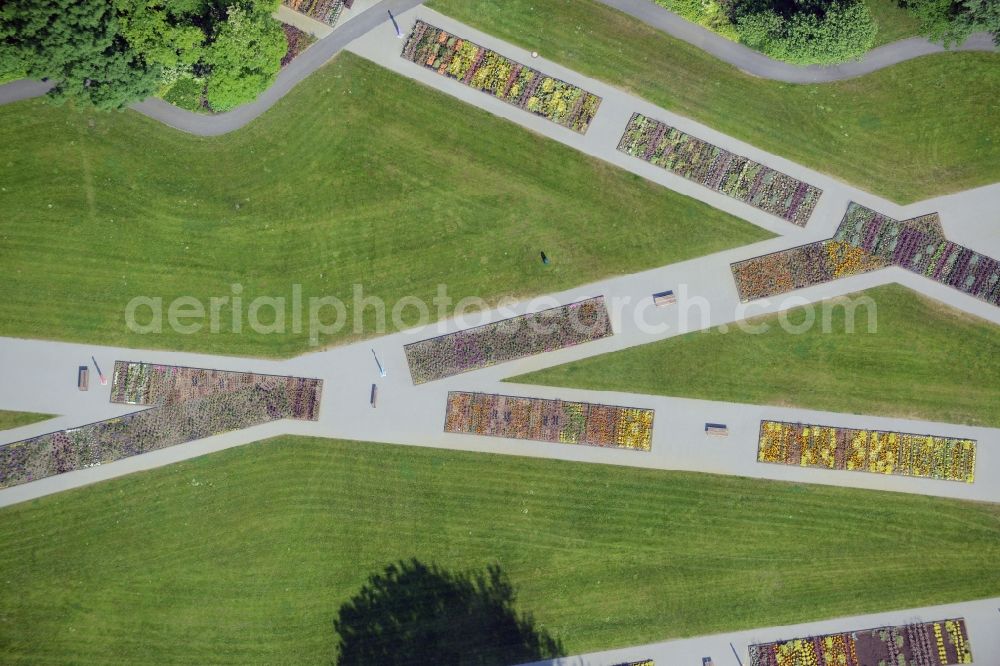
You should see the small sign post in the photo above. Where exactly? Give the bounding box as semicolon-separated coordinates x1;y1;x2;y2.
371;349;386;377
388;10;403;38
91;356;107;385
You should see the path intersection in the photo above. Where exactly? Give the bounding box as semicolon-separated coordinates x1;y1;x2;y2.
0;3;998;665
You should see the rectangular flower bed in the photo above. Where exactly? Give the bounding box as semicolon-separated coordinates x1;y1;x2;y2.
611;661;654;666
0;363;323;489
618;113;821;226
748;618;972;666
404;297;612;384
282;0;346;27
730;202;1000;305
401;20;602;133
110;361;322;420
757;420;976;483
444;391;653;451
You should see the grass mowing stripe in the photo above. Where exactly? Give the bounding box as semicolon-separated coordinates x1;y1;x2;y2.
0;54;768;358
426;0;1000;203
1;435;998;660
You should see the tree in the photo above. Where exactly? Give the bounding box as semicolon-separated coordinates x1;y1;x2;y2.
733;0;878;64
114;0;207;69
332;560;564;665
0;0;160;109
203;2;284;111
901;0;1000;46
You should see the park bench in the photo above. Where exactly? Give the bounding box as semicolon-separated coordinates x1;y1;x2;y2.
78;365;89;391
652;289;676;307
705;423;728;437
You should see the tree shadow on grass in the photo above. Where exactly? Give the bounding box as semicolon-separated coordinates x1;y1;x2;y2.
333;559;565;666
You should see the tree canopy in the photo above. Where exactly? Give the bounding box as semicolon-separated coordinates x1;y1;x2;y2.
729;0;879;64
0;0;286;110
204;3;286;111
332;560;564;665
901;0;1000;46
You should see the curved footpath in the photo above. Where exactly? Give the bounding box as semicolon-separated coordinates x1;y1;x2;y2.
595;0;996;83
0;0;422;137
0;0;996;134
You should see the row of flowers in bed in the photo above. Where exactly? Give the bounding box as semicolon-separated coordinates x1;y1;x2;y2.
282;0;346;27
444;391;653;451
618;112;821;226
757;420;976;483
833;203;1000;304
731;202;1000;305
400;20;602;133
404;297;613;384
0;363;323;489
748;618;972;666
111;361;322;420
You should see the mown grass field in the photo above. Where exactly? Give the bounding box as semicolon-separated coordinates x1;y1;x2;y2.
2;435;999;662
515;285;1000;427
0;53;767;358
865;0;924;45
427;0;1000;202
0;410;52;431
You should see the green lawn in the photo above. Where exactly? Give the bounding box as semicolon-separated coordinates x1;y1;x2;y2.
427;0;1000;202
2;436;999;662
0;53;768;359
0;410;53;431
513;285;1000;427
865;0;924;45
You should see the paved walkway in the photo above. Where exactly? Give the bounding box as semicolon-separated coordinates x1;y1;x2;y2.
1;0;996;133
596;0;996;83
1;5;999;510
1;7;998;661
346;7;1000;240
2;245;998;508
0;0;422;136
519;596;1000;666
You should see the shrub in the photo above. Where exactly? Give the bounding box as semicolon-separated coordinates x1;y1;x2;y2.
162;75;205;111
733;0;878;64
204;4;285;111
902;0;1000;47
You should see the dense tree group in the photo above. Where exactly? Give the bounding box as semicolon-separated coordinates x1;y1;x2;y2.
726;0;879;64
901;0;1000;46
0;0;285;110
710;0;997;64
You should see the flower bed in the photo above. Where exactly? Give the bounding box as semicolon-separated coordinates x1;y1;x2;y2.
401;20;602;133
618;113;821;226
731;240;886;302
0;363;322;489
281;24;316;67
611;661;654;666
404;297;613;384
757;420;976;483
444;391;653;451
731;202;1000;305
282;0;346;27
110;361;322;420
834;204;1000;306
748;618;973;666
